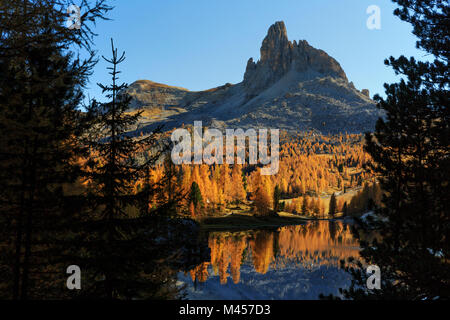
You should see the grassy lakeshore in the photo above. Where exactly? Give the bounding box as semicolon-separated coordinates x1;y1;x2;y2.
196;201;350;231
199;211;312;231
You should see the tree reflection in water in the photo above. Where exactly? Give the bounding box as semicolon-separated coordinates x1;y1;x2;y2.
187;221;359;286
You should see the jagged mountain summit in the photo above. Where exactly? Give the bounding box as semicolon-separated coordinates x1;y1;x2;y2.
243;21;347;98
126;21;383;134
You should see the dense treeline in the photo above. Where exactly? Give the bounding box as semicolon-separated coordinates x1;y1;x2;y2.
136;133;378;217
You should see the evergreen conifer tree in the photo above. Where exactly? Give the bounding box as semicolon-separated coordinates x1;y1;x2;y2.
328;193;337;218
340;0;449;299
273;185;281;213
0;0;111;299
189;181;203;210
76;40;182;299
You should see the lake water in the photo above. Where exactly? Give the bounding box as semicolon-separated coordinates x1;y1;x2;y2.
178;220;360;300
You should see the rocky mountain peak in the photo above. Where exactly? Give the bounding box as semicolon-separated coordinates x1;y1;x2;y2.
244;21;348;97
126;21;383;134
260;21;291;64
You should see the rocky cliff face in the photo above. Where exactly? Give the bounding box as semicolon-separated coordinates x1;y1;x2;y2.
243;21;347;97
125;21;382;134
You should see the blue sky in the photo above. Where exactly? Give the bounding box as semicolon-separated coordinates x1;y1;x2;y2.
80;0;425;102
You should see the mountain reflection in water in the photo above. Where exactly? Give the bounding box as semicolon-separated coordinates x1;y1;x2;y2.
179;220;360;300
